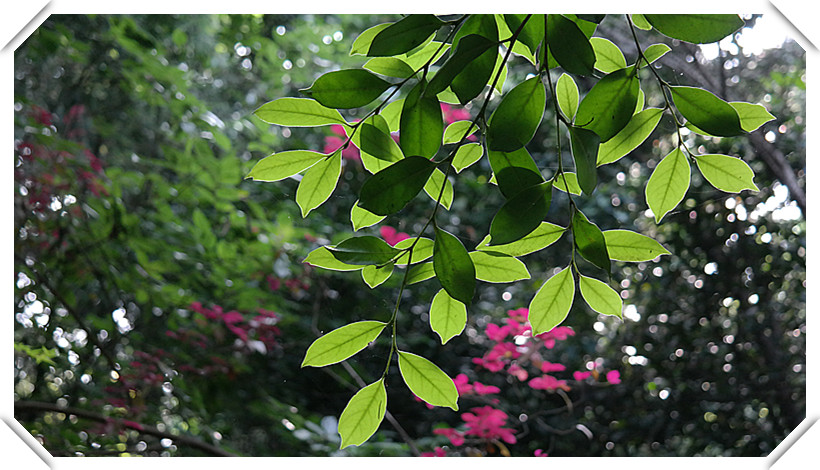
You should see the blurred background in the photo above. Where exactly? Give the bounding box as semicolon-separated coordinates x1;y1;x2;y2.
13;14;805;456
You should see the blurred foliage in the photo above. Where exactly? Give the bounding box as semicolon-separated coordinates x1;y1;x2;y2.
14;14;804;457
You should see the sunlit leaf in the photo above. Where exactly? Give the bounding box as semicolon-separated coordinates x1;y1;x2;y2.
398;351;459;410
641;43;671;66
489;181;552;245
407;261;436;285
529;266;575;336
400;41;450;70
303;246;363;272
452;143;483;173
434;227;476;305
295;152;342;217
443;120;478;145
603;229;671;262
358;156;438;216
394;237;435;265
328;236;401;266
469;251;530;283
645;147;690;223
597;108;663;166
301;69;392;109
363;57;416;78
429;289;467;344
302;320;386;367
477;222;566;257
423;168;454;210
575;67;640;142
590;37;626;74
731;102;775;133
359;121;404;162
350;23;391;55
362;263;394;289
556;73;579;121
695;154;759;193
487;76;546;152
246;150;325;182
338;379;387;449
254;97;348;127
631;14;652;30
351;202;386;232
552;172;582;196
670;86;744;137
579;275;622;318
644;14;745;44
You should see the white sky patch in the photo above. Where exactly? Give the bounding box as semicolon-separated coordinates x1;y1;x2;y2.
700;14;794;60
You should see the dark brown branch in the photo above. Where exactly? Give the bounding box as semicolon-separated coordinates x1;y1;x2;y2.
14;400;236;457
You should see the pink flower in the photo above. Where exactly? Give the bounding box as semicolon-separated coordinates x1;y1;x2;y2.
412;394;435;410
267;275;281;291
472;356;506;372
473;382;501;395
433;427;465;446
453;374;473;395
507;307;529;322
535;326;575;349
528;375;570;391
573;371;592;381
421;446;447;457
534;449;548;457
323;125;360;161
606;370;621;384
221;311;244;324
485;323;510;341
440;103;471;125
540;361;566;373
507;363;529;381
380;225;410;246
461;406;517;444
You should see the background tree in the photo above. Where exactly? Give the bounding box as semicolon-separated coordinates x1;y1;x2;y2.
14;13;804;457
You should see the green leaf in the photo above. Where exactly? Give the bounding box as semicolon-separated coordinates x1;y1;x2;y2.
552;172;582;196
426;34;497;99
487;76;546;152
363;57;416;78
351;201;386;232
603;229;671;262
448;16;499;104
301;69;392;109
380;98;404;132
590;37;626;74
407;261;436;284
423;168;454;210
429;289;467;344
645;147;690;223
478;222;566;257
443;120;477;145
400;41;450;70
338;379;387;449
359;121;404;162
644;14;744;44
303;246;363;272
489;181;552;245
328;236;401;266
641;43;672;66
350;23;391;55
398;351;459;410
452;143;483;173
731;102;775;133
254;98;348;127
246;150;325;182
597;108;663;166
547;14;595;76
368;14;444;56
577;14;606;24
469;251;530;283
572;210;610;272
400;81;443;159
575;67;640;142
295;152;342;217
670;86;744;137
529;266;575;336
579;275;622;318
358;156;438;216
362;263;394;289
631;14;653;31
488;147;543;198
394;237;435;265
302;320;386;367
695;154;759;193
503;14;544;57
433;227;476;305
556;73;580;121
569;125;601;195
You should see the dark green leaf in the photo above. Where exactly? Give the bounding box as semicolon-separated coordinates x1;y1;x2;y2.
254;97;348;127
358;156;437;216
368;14;445;56
429;289;467;345
644;14;745;44
487;76;546;152
433;227;476;305
503;14;545;58
569;125;600;195
547;15;595;76
328;236;401;266
575;67;640;142
572;210;610;272
303;246;363;272
338;379;387;449
400;81;443;159
426;34;496;98
302;321;386;367
449;15;499;104
488;147;543;198
301;69;392;109
670;86;744;137
576;14;606;23
350;23;391;55
489;181;552;245
359;121;404;162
